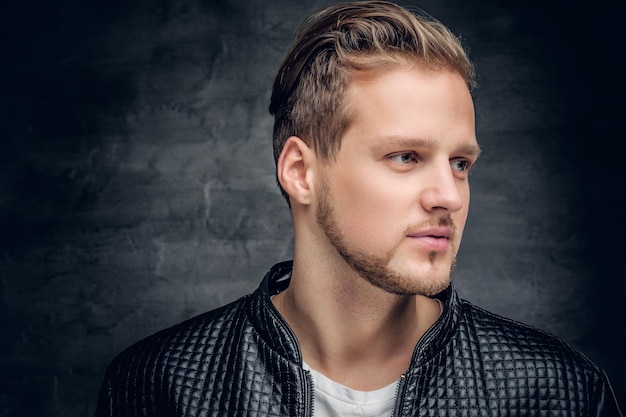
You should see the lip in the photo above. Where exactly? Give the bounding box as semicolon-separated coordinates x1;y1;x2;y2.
407;226;452;252
407;226;452;239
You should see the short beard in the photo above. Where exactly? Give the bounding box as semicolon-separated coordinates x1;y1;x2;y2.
315;176;455;296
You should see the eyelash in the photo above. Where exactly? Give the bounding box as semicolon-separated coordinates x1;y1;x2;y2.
388;152;472;172
451;160;471;172
389;152;419;164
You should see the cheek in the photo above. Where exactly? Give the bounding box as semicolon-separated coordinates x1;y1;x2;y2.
333;172;407;233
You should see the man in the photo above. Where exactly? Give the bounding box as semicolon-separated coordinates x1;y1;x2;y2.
96;1;622;416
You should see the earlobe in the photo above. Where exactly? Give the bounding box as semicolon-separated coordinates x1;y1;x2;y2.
277;136;314;205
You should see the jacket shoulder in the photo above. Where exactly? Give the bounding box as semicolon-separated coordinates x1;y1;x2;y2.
452;300;623;415
117;295;249;366
460;299;597;367
96;295;252;416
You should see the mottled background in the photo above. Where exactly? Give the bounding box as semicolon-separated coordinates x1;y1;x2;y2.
1;0;624;415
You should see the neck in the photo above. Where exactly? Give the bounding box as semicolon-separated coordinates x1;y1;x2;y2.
272;254;442;391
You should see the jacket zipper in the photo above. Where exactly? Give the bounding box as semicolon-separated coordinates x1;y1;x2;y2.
267;291;315;416
304;369;315;417
391;374;406;416
391;299;448;416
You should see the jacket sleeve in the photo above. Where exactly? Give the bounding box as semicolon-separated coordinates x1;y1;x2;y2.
94;364;117;417
94;346;163;417
94;357;150;417
596;370;623;417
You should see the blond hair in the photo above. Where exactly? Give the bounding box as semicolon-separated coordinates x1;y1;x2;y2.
269;0;475;201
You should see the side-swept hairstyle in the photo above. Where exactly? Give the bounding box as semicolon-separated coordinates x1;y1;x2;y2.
269;0;475;201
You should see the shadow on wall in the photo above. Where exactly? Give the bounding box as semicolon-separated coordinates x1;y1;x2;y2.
1;2;140;416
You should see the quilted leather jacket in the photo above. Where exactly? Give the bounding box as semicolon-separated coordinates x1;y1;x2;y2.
96;260;622;416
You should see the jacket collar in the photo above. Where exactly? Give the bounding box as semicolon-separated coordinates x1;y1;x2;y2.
247;260;462;366
247;260;303;363
409;281;461;366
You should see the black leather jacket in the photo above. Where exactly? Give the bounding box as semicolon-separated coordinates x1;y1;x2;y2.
96;261;622;416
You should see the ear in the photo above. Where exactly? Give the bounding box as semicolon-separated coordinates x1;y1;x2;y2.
277;136;316;205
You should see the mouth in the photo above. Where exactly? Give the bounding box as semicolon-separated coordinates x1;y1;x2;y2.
407;226;452;240
407;226;453;252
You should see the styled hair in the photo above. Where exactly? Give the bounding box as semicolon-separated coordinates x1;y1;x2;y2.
269;0;475;201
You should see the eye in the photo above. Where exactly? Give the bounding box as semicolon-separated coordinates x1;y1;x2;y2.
389;152;418;165
451;159;471;172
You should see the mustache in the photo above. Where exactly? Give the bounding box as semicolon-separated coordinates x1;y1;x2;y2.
403;216;456;237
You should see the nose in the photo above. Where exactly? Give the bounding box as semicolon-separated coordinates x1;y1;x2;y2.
419;159;465;213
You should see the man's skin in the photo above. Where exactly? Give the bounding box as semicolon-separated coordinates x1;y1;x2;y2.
273;63;481;392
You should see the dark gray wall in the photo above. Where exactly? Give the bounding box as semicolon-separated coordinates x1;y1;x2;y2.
1;0;624;415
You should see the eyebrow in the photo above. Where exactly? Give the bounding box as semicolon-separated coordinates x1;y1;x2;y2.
372;136;482;159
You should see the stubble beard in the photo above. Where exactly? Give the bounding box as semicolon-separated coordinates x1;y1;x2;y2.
315;177;456;296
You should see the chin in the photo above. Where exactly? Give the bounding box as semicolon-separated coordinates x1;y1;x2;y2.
362;263;452;296
387;259;454;295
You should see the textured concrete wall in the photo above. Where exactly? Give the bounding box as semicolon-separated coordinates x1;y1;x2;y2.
1;0;624;415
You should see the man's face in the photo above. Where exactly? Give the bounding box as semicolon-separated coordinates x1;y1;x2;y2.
315;66;479;296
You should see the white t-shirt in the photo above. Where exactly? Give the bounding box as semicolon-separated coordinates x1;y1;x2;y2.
303;362;398;417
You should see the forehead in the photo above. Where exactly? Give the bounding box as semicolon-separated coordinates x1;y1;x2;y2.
346;64;473;113
339;65;477;153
